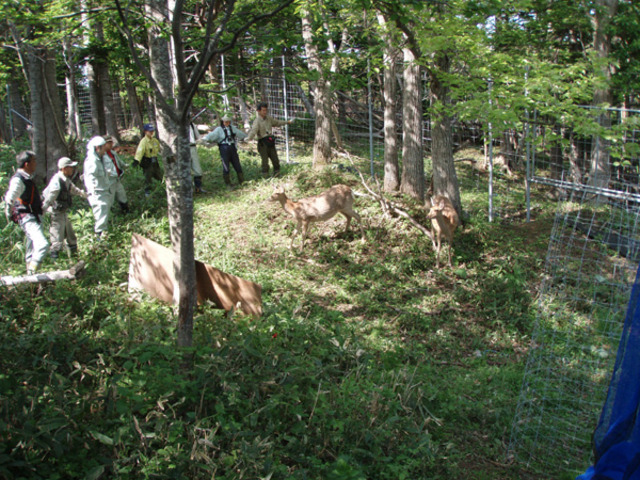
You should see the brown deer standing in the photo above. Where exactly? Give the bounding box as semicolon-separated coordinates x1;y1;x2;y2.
269;184;365;251
426;195;460;268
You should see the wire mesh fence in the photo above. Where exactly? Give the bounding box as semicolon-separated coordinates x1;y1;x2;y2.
508;190;640;475
7;61;640;476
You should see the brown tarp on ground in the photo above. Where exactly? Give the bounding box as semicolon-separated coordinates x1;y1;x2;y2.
128;233;262;317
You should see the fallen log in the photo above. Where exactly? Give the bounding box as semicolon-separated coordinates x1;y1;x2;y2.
0;261;86;286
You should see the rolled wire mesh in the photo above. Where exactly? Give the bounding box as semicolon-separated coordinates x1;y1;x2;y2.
508;190;640;475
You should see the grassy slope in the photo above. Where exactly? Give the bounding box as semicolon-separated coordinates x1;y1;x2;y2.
0;144;556;479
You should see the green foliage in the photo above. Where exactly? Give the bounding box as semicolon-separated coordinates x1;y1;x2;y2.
0;148;563;478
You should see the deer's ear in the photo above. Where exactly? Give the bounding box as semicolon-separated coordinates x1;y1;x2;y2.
427;197;434;207
438;199;446;209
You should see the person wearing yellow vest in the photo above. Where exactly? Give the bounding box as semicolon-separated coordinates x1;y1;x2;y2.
134;123;163;196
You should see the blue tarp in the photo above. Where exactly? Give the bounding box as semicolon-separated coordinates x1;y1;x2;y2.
578;265;640;480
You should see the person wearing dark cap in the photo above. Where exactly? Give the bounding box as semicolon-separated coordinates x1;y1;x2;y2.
134;123;163;196
3;150;49;273
42;157;89;259
203;114;247;187
103;136;129;213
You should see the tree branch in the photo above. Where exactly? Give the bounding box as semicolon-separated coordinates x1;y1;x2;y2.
339;150;435;243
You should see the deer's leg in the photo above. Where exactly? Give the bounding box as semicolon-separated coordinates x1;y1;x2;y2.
300;221;309;251
340;211;352;233
351;210;365;240
435;237;441;269
290;220;302;250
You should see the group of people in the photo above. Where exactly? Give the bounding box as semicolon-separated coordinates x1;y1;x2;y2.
3;103;295;274
3;135;128;274
203;102;295;184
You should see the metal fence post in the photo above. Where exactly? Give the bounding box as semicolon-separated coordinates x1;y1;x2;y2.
367;58;374;178
282;55;291;164
488;78;494;223
525;66;531;222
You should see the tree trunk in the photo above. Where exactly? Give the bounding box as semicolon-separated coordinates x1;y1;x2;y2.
549;125;564;180
87;61;105;136
97;62;119;139
294;83;315;117
63;38;82;139
301;3;332;167
429;53;462;216
588;0;618;190
125;76;143;131
400;48;424;202
568;131;584;183
111;76;126;131
26;45;68;181
147;0;197;349
8;77;29;140
377;13;400;192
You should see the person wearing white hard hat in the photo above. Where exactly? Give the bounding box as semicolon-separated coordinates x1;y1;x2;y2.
42;156;89;258
188;122;208;193
84;136;116;238
203;114;248;187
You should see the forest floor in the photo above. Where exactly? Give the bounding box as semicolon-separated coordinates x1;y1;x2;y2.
0;142;584;479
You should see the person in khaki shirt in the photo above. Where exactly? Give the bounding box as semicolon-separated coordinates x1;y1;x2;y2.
246;102;295;177
134;123;163;196
42;157;89;259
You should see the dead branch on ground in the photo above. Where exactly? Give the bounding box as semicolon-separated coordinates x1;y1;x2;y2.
338;151;435;244
1;261;86;286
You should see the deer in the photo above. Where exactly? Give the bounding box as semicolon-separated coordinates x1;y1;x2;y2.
426;195;460;268
269;184;365;251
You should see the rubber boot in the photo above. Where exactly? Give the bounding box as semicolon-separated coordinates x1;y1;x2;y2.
237;172;245;184
50;250;59;260
194;176;207;194
27;262;39;274
223;174;232;187
119;201;129;213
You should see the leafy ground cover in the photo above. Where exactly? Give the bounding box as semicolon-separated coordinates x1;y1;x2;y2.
0;143;561;479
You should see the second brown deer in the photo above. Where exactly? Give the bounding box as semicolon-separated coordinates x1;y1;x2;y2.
269;184;365;251
426;195;460;268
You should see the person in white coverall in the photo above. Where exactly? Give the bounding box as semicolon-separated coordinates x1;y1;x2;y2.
189;123;207;193
84;136;117;238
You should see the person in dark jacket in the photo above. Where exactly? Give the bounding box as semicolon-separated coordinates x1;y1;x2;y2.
3;150;49;273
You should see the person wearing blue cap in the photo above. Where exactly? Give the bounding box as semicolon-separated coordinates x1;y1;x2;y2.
134;123;163;196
